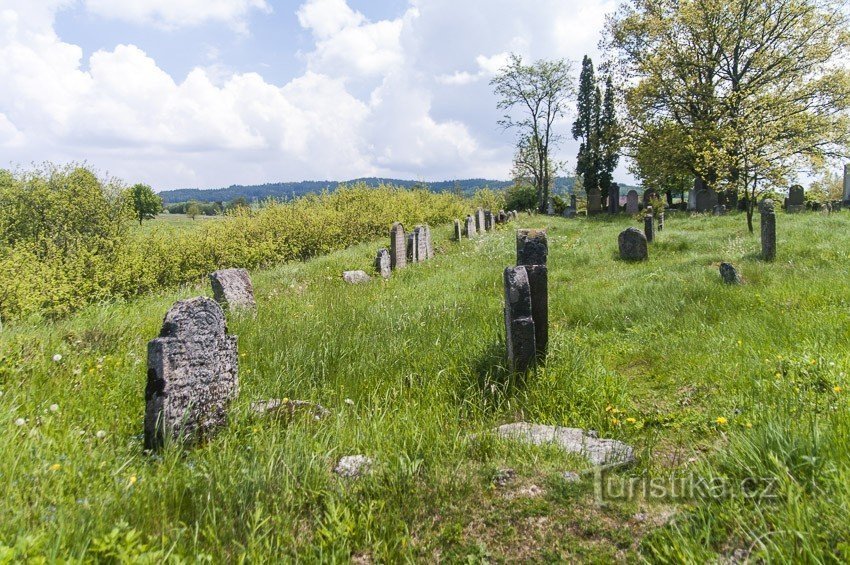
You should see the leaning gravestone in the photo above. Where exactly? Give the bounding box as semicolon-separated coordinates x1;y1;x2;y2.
644;214;654;243
760;200;776;261
516;229;548;361
374;248;391;279
453;219;462;241
608;183;620;214
466;215;477;238
390;222;406;270
145;297;238;450
626;190;639;214
619;227;648;261
503;266;536;372
209;268;255;310
787;185;804;213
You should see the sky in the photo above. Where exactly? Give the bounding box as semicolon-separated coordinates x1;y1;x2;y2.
0;0;628;190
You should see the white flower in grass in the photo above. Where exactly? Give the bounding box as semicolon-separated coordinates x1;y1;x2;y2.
14;418;25;427
96;430;106;439
49;404;59;413
52;354;62;363
344;398;355;406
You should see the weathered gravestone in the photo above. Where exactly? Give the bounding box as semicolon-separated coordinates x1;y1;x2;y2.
516;229;548;361
484;210;493;231
695;189;718;212
423;225;434;258
787;185;805;213
145;297;238;450
619;227;648;261
465;215;477;238
498;210;507;224
374;248;391;279
503;266;536;372
587;189;602;214
713;204;727;216
209;268;255;310
760;199;776;261
477;209;486;233
409;226;429;262
644;214;655;243
453;219;462;241
608;183;620;214
657;212;665;232
719;262;742;285
390;222;406;270
626;190;639;214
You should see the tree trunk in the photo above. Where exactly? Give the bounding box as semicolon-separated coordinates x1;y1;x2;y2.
746;200;754;234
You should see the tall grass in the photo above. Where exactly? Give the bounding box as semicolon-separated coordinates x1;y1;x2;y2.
1;210;849;560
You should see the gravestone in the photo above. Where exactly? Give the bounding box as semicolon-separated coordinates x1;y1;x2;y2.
343;270;371;284
619;227;648;261
695;189;718;212
374;248;391;279
547;197;555;215
390;222;407;270
588;189;602;214
516;229;548;361
658;212;665;232
608;183;620;214
644;214;654;243
423;225;434;258
787;185;804;213
516;229;548;266
499;210;507;223
689;177;705;210
484;210;493;231
760;200;776;261
570;194;577;210
411;226;428;261
453;219;462;241
626;190;639;214
719;263;742;284
406;232;418;263
563;207;576;218
727;190;738;210
834;200;843;211
209;269;255;310
477;208;486;232
503;266;536;372
466;215;477;238
145;297;238;450
713;204;727;216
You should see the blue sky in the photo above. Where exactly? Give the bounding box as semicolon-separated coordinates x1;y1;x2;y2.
0;0;627;190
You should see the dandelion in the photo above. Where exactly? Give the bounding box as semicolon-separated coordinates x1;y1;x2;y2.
49;463;61;472
282;397;290;404
127;475;137;488
95;430;106;439
746;422;753;429
737;340;742;346
834;386;843;394
49;404;59;413
611;418;620;425
14;418;25;427
715;416;728;425
811;359;817;365
626;417;637;424
52;354;62;363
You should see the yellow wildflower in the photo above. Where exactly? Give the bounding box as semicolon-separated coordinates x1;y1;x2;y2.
49;463;61;471
715;417;728;426
611;418;620;425
626;417;637;424
127;475;137;487
834;386;843;393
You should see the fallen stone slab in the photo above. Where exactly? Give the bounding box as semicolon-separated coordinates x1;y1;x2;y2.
334;455;373;478
719;262;742;285
250;398;330;421
209;268;256;310
492;422;635;468
343;270;371;284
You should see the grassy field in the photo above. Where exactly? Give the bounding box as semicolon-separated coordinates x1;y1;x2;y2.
1;210;849;562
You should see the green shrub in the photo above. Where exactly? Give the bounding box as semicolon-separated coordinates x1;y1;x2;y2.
504;182;537;212
0;167;466;322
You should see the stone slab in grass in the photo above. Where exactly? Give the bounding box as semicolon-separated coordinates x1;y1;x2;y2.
493;422;635;468
209;268;256;310
343;270;371;284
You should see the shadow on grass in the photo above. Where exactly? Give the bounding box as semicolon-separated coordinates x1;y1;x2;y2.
454;340;535;416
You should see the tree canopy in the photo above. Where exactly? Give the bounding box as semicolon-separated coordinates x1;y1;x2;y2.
128;183;162;225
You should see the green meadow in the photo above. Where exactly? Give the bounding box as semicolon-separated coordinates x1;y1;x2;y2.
2;211;849;562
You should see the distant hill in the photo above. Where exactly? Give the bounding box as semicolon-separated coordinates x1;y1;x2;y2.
158;176;640;204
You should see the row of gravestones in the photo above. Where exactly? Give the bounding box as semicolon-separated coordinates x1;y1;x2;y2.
503;230;548;372
616;200;777;266
454;208;519;239
345;222;436;284
568;188;652;216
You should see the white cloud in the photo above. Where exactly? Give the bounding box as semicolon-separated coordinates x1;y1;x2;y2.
0;0;634;188
84;0;271;31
